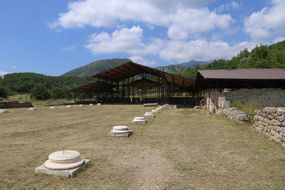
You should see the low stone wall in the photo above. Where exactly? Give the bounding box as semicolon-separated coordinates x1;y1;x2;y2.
223;107;249;122
253;107;285;146
0;101;33;108
202;91;249;122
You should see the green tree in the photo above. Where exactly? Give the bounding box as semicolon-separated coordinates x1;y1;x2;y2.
0;87;8;100
50;87;71;99
31;85;50;100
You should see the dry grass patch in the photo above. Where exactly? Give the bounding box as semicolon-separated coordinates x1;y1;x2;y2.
0;105;284;190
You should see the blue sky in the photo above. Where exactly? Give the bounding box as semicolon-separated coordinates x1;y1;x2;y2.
0;0;285;76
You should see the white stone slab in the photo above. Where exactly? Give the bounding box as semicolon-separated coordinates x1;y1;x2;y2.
108;131;132;137
134;117;145;120
144;112;155;117
44;150;84;170
132;117;146;124
66;105;72;108
152;109;160;113
28;107;36;111
108;125;132;137
132;120;146;124
0;109;9;113
112;125;129;131
35;159;90;177
143;103;158;107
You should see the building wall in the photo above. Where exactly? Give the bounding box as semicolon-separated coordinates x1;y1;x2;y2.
224;88;285;107
203;88;285;112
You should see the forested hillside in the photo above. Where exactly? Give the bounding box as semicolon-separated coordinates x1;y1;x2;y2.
62;58;131;77
202;40;285;70
0;73;90;99
180;40;285;78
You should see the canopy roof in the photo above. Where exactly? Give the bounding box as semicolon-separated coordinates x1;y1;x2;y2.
127;78;161;89
71;81;114;93
94;61;194;90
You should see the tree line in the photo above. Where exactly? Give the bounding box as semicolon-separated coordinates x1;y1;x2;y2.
179;40;285;78
0;73;90;100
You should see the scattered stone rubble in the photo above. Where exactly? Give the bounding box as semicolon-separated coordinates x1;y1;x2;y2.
204;95;249;122
223;107;249;122
254;107;285;146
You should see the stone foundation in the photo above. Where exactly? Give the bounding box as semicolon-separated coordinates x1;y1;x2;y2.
223;107;249;122
0;101;32;109
202;90;249;122
35;159;90;177
253;107;285;146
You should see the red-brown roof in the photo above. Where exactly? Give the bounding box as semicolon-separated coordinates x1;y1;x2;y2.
198;69;285;80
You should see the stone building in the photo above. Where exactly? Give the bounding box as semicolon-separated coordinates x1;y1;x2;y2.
195;69;285;121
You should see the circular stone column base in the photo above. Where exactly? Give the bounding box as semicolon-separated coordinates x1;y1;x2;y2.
109;125;132;137
44;150;85;170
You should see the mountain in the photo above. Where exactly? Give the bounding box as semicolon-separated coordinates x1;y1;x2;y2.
62;58;131;77
156;64;187;74
181;60;208;68
63;58;207;77
156;60;207;75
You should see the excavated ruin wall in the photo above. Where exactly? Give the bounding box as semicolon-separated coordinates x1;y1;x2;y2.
201;88;285;122
253;107;285;147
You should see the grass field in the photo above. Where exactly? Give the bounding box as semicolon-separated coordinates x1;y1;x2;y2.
0;105;284;190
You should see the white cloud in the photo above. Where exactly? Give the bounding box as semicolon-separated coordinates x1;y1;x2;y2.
273;36;285;43
142;38;165;55
167;8;233;39
217;1;239;13
86;26;165;56
159;40;256;63
51;0;233;40
129;55;155;66
144;0;212;10
0;71;9;78
51;0;265;65
50;0;167;28
11;65;17;69
51;0;213;29
85;25;256;64
245;0;285;40
86;26;144;55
